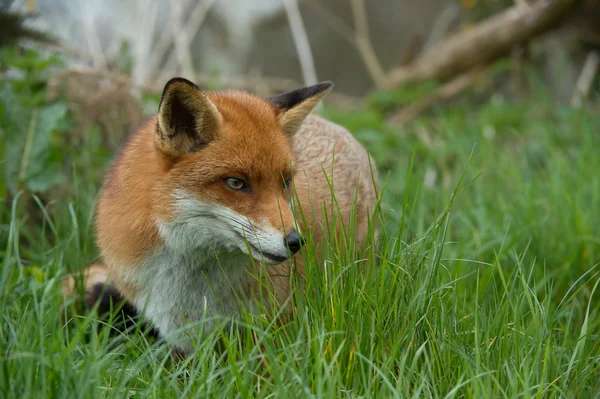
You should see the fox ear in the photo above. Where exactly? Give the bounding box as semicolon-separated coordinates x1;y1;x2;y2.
156;77;222;156
268;81;333;136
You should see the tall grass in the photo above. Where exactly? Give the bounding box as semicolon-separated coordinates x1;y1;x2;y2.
1;90;599;398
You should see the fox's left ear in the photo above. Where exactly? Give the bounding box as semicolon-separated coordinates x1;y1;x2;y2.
156;77;222;157
268;81;333;136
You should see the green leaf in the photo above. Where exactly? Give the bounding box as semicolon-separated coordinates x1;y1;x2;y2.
22;103;68;192
0;83;68;194
1;84;30;194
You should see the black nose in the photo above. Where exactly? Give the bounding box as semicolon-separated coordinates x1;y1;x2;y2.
284;231;305;254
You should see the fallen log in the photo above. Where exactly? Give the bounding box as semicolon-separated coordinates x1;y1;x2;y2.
384;0;583;88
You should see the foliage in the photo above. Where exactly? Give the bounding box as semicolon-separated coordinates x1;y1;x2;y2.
0;47;70;196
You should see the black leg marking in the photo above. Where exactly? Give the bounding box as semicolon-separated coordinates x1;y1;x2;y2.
86;282;159;338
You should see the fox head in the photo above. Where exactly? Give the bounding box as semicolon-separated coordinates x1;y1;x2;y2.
153;77;333;264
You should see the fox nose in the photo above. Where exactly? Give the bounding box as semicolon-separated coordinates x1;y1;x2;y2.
284;231;305;255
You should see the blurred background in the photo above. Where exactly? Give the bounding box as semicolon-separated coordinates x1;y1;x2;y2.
0;0;599;274
2;0;599;96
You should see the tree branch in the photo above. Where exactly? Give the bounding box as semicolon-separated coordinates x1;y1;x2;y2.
388;67;484;127
571;51;600;108
385;0;582;88
283;0;319;86
349;0;386;89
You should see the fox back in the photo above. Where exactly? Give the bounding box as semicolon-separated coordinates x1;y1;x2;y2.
65;78;379;354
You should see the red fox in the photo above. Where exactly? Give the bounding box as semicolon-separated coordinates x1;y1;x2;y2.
63;78;379;355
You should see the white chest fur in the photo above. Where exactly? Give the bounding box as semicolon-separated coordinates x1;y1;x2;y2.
126;248;253;354
117;189;281;353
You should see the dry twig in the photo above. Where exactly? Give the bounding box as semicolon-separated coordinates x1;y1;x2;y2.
385;0;582;88
283;0;319;86
303;0;355;46
79;2;107;69
419;3;462;56
349;0;386;88
169;0;195;78
180;0;218;59
571;51;600;108
388;67;484;127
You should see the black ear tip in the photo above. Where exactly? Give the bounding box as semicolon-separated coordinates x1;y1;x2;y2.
160;77;201;109
162;77;200;94
317;81;334;90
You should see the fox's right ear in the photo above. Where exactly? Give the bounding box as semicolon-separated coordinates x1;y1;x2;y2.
156;78;222;157
268;81;333;136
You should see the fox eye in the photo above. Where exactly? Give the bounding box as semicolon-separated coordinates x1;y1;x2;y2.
283;179;292;190
225;178;248;191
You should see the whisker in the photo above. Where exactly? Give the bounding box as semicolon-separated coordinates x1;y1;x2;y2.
188;211;269;237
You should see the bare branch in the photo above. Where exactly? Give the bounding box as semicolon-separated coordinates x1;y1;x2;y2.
79;2;107;69
349;0;386;89
283;0;319;86
420;3;462;56
571;51;600;108
388;68;484;127
385;0;582;88
147;0;215;82
143;0;193;83
183;0;217;41
303;0;356;47
132;0;159;84
169;0;196;78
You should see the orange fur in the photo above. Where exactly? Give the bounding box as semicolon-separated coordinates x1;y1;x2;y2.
63;78;379;354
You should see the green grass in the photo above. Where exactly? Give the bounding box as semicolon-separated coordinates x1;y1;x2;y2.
1;69;600;397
